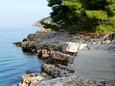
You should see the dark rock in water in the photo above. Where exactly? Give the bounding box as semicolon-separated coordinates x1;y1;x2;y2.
26;69;33;74
21;41;37;53
13;42;22;47
22;38;27;42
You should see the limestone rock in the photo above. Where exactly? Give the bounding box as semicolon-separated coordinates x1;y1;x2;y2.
51;51;72;61
65;42;87;53
41;49;50;59
20;74;44;86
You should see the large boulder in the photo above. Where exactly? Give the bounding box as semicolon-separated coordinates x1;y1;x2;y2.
51;51;72;61
37;49;50;59
21;41;37;52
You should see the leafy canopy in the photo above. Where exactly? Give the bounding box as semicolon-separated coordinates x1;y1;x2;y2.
42;0;115;33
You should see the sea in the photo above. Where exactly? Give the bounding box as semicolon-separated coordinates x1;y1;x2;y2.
0;27;44;86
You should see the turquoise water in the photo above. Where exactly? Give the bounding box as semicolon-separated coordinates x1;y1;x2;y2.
0;27;44;86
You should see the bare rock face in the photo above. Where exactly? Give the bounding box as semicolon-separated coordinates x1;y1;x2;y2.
41;64;74;78
21;41;37;53
51;51;72;61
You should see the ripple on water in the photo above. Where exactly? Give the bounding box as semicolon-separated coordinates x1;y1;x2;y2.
0;28;44;86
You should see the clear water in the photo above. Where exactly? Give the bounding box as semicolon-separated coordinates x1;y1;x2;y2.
75;49;115;80
0;27;44;86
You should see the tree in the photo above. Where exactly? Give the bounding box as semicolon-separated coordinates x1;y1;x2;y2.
43;0;115;33
64;0;115;33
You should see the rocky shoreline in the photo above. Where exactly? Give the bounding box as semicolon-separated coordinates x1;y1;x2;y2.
13;29;115;86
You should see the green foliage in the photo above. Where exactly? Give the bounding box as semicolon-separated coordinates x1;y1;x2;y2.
43;0;115;33
86;10;108;20
106;3;115;16
109;16;115;29
96;24;115;33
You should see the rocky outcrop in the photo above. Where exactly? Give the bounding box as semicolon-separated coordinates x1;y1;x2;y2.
21;41;37;53
13;31;115;86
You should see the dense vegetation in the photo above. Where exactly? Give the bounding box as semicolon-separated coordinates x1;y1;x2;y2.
41;0;115;33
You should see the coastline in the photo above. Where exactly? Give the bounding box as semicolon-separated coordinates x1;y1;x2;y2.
13;29;115;86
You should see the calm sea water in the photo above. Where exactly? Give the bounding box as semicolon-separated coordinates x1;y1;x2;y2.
0;27;44;86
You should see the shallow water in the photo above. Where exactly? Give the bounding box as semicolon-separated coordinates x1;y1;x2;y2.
75;49;115;80
0;28;44;86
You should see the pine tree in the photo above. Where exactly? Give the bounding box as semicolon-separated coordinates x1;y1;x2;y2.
64;0;115;33
45;0;115;33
